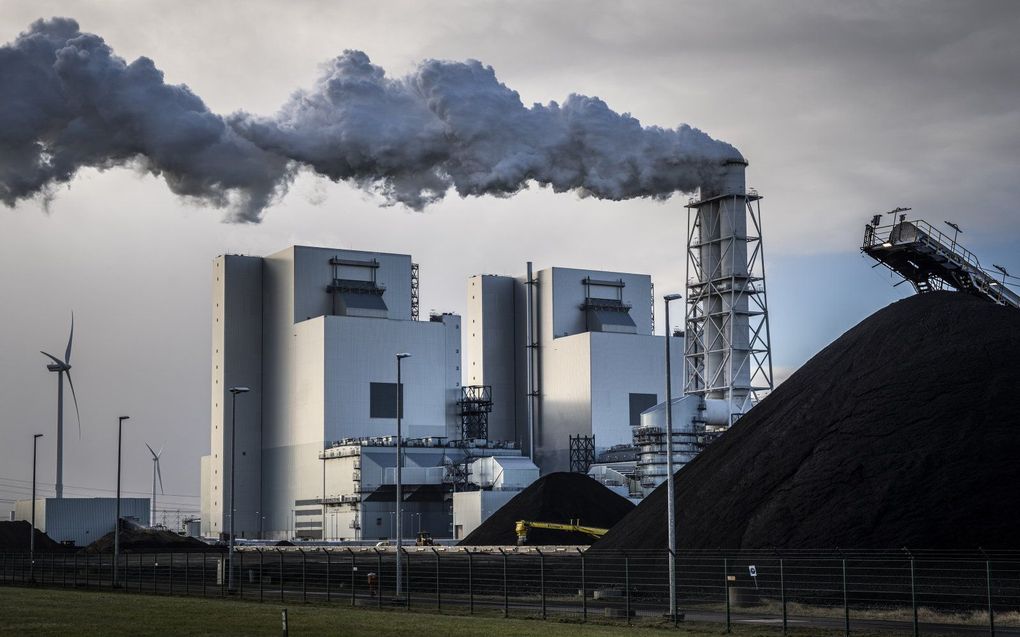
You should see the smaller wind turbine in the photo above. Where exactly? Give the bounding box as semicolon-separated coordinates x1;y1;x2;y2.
41;314;81;499
145;443;164;527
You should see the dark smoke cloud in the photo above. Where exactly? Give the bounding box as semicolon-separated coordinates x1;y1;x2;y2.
0;18;291;220
1;18;741;221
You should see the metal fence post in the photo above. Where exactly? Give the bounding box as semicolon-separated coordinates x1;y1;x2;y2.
535;548;546;620
842;558;850;637
499;548;509;618
63;551;67;587
156;554;161;595
258;549;264;602
724;557;731;633
578;548;586;623
170;552;175;595
624;551;631;626
185;552;189;596
325;549;331;603
432;548;441;612
202;553;206;597
403;548;411;610
277;548;284;603
780;558;787;635
374;549;382;609
346;548;356;607
299;548;307;603
237;550;243;598
987;560;995;637
910;558;917;637
466;550;474;615
73;552;78;588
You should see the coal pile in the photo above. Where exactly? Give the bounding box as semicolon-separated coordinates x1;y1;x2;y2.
459;472;634;546
0;521;67;552
87;519;217;553
596;292;1020;551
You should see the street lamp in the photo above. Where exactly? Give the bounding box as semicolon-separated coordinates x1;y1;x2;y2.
30;433;43;583
114;416;128;587
228;386;251;592
394;352;411;597
663;293;682;621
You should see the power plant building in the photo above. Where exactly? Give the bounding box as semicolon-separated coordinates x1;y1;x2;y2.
466;266;684;477
201;246;463;540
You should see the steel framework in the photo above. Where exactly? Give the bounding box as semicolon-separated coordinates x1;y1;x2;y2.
568;435;596;474
457;385;493;441
862;218;1020;309
683;188;774;421
411;262;420;321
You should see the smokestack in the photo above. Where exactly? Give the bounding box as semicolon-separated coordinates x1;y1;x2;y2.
1;19;742;220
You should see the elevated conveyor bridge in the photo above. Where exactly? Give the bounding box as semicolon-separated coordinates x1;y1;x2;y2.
862;218;1020;309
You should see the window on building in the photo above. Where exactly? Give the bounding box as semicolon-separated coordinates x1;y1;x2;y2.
629;393;658;427
370;382;404;418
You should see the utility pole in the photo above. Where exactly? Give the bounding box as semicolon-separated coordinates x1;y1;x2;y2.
114;416;128;587
30;433;43;583
395;353;411;597
663;293;682;621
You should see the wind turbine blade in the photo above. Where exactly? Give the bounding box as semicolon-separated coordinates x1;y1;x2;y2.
65;370;82;440
146;442;157;458
65;313;74;365
40;351;66;368
157;445;164;459
156;460;164;494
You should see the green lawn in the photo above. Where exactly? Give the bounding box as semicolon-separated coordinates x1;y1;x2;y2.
0;586;866;636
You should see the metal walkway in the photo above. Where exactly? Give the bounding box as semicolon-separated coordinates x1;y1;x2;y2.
862;217;1020;309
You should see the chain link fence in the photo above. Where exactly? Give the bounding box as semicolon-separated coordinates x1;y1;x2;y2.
3;548;1020;634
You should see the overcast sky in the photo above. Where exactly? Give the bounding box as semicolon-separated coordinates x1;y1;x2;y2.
2;0;1018;522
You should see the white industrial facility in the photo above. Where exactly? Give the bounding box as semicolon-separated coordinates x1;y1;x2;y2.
466;265;684;483
202;161;774;541
201;245;534;541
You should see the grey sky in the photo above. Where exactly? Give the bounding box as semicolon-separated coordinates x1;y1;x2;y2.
1;0;1018;520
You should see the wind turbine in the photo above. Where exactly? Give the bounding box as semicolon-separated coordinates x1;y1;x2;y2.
41;314;81;499
146;443;164;527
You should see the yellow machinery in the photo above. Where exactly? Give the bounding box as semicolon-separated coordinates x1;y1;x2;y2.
514;519;609;545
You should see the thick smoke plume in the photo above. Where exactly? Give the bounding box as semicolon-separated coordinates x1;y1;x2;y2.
1;18;741;221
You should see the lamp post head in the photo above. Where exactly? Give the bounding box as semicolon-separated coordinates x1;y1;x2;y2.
118;416;130;423
33;433;43;439
229;386;251;395
396;353;411;360
663;293;683;302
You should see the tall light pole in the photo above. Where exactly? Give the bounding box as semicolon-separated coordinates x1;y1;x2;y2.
114;416;128;587
394;352;411;597
663;293;682;621
228;386;250;592
30;433;43;583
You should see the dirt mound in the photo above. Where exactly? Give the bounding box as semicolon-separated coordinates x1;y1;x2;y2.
595;292;1020;551
0;521;68;552
459;472;635;546
87;519;218;553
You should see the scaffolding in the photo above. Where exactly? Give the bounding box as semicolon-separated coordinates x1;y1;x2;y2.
569;435;596;474
862;217;1020;309
684;184;774;420
411;262;420;321
457;385;492;441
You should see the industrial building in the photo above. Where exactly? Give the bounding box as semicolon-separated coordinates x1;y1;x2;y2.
13;497;149;547
201;245;533;541
466;265;684;480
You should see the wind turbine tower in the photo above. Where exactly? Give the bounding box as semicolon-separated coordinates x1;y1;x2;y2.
146;443;164;527
41;315;81;499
